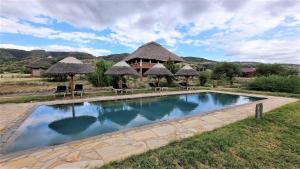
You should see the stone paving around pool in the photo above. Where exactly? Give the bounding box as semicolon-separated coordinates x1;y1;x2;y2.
0;90;297;169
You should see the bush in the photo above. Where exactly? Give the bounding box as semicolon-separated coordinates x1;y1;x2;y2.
212;62;240;85
164;59;180;85
256;64;297;76
87;60;112;87
198;70;211;86
247;75;300;93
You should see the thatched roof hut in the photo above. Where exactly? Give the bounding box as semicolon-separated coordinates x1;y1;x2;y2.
46;57;94;74
175;65;198;76
144;63;173;76
125;41;184;62
105;61;138;76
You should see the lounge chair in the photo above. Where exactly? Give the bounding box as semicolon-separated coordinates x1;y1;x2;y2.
54;85;67;97
73;84;84;97
149;82;167;91
179;82;193;90
112;83;123;94
122;83;133;94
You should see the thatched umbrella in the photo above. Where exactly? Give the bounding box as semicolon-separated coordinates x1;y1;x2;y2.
175;65;198;86
45;57;94;93
104;61;139;88
144;63;173;87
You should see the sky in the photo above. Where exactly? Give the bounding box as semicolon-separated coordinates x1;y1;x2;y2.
0;0;299;64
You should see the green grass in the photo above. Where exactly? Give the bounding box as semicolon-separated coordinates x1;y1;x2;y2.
100;101;300;169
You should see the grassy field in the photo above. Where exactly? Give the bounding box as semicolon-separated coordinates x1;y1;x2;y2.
99;101;300;169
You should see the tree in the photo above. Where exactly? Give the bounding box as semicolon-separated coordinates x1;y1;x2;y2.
164;59;179;85
87;60;112;87
212;62;240;85
198;70;211;86
256;64;297;76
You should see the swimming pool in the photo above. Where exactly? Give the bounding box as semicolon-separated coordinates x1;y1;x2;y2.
5;92;263;153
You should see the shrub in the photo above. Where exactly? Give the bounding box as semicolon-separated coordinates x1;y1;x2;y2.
87;60;112;87
198;70;211;86
256;64;297;76
164;59;180;85
247;75;300;93
212;62;240;85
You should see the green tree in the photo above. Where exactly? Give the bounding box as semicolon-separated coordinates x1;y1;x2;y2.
212;62;240;85
87;60;112;87
256;64;297;76
164;59;179;85
198;70;211;86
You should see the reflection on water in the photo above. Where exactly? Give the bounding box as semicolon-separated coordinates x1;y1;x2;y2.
6;92;263;153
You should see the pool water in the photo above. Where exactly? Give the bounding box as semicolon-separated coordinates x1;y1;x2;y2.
5;92;263;153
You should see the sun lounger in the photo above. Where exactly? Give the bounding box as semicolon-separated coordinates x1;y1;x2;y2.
55;85;67;97
122;83;133;94
149;82;167;91
112;83;123;94
73;84;84;97
179;82;193;90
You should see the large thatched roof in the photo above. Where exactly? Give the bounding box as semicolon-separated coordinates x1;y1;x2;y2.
46;57;94;74
175;65;198;76
27;59;52;69
144;63;173;76
105;61;139;76
124;41;184;62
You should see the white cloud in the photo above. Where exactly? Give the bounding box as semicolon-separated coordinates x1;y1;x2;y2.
0;43;111;56
226;39;300;64
0;0;300;63
0;17;111;43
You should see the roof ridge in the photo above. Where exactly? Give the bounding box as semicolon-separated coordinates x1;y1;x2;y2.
139;41;161;48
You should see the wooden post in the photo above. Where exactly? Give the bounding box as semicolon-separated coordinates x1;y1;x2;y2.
69;74;75;97
185;76;189;85
255;103;263;119
139;58;143;80
157;76;160;87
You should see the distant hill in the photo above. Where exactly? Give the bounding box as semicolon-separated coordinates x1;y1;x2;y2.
98;53;130;62
0;48;95;73
181;56;214;63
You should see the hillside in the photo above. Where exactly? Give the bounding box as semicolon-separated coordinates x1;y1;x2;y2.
181;56;214;63
98;53;130;62
0;48;95;73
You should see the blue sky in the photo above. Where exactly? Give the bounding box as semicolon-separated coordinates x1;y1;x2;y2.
0;0;299;64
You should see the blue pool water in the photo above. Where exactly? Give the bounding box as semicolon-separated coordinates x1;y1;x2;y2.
5;92;263;153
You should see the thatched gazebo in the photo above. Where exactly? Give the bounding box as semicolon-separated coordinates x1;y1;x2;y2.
124;41;184;78
175;65;198;86
27;59;52;77
144;63;173;87
105;61;139;88
46;57;94;93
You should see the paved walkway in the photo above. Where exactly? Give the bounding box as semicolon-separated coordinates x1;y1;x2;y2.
0;90;297;169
